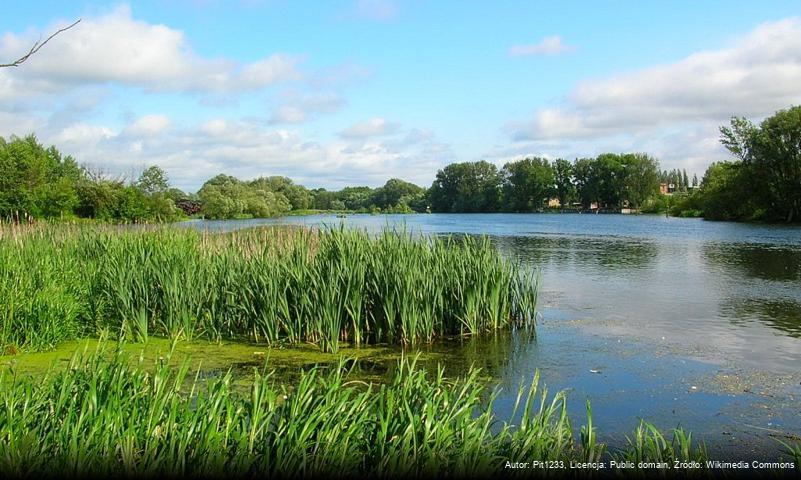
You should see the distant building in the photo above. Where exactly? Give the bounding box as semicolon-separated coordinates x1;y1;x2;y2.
659;183;676;195
547;198;561;208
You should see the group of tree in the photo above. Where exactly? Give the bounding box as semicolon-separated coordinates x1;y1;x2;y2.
0;134;664;222
4;105;799;224
0;135;184;222
0;135;430;222
671;106;801;223
659;168;696;192
310;178;427;213
428;153;662;213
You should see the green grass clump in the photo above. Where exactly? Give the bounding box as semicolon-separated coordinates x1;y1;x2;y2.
0;344;713;478
0;224;538;353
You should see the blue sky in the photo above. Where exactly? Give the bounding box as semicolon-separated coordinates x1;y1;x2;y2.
2;1;800;191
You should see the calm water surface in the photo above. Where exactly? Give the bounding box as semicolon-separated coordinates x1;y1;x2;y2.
183;214;801;459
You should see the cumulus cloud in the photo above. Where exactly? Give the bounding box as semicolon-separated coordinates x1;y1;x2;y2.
504;18;801;173
269;92;345;124
509;36;575;57
43;114;451;191
509;18;801;141
340;117;400;138
0;5;302;94
124;114;171;136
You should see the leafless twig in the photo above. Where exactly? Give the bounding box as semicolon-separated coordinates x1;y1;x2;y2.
0;19;81;68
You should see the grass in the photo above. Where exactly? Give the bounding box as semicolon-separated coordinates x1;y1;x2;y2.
0;223;538;354
0;342;719;478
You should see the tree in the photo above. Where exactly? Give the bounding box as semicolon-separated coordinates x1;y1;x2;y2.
198;174;291;219
621;153;660;208
697;161;754;221
137;166;170;195
337;186;374;210
311;189;337;210
573;157;598;209
720;106;801;222
594;153;626;208
428;161;501;212
372;179;424;211
0;134;84;219
500;157;554;212
249;176;312;211
553;158;575;207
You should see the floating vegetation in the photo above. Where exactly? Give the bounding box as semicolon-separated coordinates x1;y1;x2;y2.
0;224;538;353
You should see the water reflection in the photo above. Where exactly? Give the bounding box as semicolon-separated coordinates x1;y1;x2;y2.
723;298;801;338
702;243;801;281
492;235;658;273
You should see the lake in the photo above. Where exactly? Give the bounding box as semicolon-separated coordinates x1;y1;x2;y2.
182;213;801;459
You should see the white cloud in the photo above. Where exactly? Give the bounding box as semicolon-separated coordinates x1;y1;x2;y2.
340;117;400;138
505;18;801;174
509;36;575;57
124;114;171;136
52;122;116;145
352;0;397;21
238;55;303;89
0;5;302;94
510;19;801;141
47;115;451;191
269;92;345;124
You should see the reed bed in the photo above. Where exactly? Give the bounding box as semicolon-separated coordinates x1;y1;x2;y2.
0;344;716;478
0;224;538;353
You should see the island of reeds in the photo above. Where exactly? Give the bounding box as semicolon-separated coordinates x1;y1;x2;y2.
0;224;538;354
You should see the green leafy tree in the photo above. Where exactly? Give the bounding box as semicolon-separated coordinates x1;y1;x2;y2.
594;153;627;208
311;189;337;210
371;179;424;210
338;186;374;210
136;166;170;195
553;158;575;207
0;135;84;219
429;161;501;212
116;186;152;222
697;161;755;220
573;158;598;209
621;153;660;208
721;106;801;222
500;157;554;212
249;176;312;211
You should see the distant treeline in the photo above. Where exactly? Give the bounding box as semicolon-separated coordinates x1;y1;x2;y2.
1;106;798;223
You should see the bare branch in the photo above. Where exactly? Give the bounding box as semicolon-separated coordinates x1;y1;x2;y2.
0;19;81;68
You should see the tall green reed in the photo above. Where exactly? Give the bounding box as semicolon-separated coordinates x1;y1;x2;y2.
0;344;716;478
0;224;539;353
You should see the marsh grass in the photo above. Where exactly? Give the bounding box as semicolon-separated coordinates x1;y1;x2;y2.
0;343;714;478
780;440;801;473
0;224;538;353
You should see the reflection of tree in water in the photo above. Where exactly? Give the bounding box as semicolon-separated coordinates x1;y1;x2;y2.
489;235;658;273
702;243;801;281
722;298;801;338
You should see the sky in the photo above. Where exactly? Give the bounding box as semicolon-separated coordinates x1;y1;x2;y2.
2;1;801;192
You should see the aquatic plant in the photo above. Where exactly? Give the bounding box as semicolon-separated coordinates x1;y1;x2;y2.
779;440;801;472
0;224;539;353
0;344;712;478
614;422;708;477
